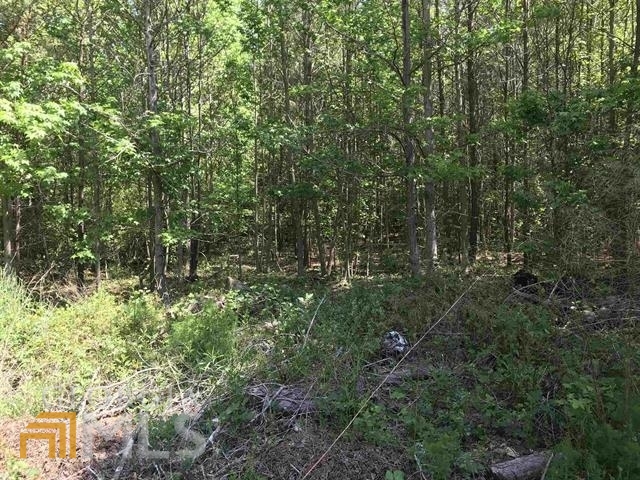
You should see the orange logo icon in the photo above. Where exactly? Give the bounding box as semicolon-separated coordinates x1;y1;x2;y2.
19;412;77;459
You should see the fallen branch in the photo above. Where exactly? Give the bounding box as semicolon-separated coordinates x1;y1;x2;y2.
506;288;544;305
381;365;430;385
247;383;316;417
112;426;141;480
490;452;552;480
177;418;222;462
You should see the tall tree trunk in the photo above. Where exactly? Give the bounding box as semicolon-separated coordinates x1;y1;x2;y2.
176;3;194;280
94;166;101;287
503;0;514;265
342;7;356;280
608;0;616;132
188;24;205;281
303;7;324;275
603;0;626;262
75;0;89;288
422;0;438;267
453;0;468;264
253;130;262;273
144;0;168;301
402;0;421;276
616;0;640;263
76;0;101;286
634;0;640;75
467;0;480;263
278;11;305;277
188;176;200;280
76;157;86;286
630;0;640;259
550;7;563;250
14;198;20;270
76;109;86;287
521;0;531;267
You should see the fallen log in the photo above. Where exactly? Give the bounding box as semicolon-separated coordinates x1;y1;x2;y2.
490;452;552;480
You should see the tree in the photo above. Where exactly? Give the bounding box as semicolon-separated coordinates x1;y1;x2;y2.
466;0;480;263
402;0;421;276
422;0;438;267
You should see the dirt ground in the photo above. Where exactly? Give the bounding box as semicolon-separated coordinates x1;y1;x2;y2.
1;416;131;480
1;414;413;480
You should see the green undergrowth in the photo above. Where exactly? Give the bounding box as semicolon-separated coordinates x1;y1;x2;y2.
0;274;167;415
223;271;640;480
0;269;638;479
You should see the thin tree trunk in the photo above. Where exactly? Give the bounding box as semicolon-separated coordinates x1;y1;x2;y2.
175;9;191;281
188;178;200;280
454;0;468;264
94;166;101;287
503;0;514;265
75;0;91;287
402;0;421;276
14;198;20;270
341;7;357;280
254;132;261;273
278;11;304;277
422;0;438;267
616;0;640;263
550;7;562;250
188;22;205;281
608;0;616;132
76;161;86;286
76;114;87;286
253;55;262;273
2;196;13;274
634;0;640;75
467;0;480;263
303;7;321;275
144;0;168;301
313;199;327;275
521;0;531;267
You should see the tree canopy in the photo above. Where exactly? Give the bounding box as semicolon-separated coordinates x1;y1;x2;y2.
1;0;639;286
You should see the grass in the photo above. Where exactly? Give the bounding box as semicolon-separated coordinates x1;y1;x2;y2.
0;267;638;479
0;273;165;416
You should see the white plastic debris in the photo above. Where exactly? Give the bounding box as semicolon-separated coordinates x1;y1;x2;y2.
382;330;410;356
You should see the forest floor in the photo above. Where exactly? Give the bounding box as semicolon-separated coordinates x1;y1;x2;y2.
1;263;639;479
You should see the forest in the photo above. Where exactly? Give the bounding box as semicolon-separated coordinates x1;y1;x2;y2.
1;0;639;478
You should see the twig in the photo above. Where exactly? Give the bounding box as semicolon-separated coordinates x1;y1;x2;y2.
27;262;56;294
112;426;140;480
178;418;222;462
288;381;317;424
86;466;103;480
302;294;327;349
507;286;544;304
541;452;554;480
362;358;390;369
68;466;101;480
205;419;223;446
93;392;146;420
547;278;561;301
